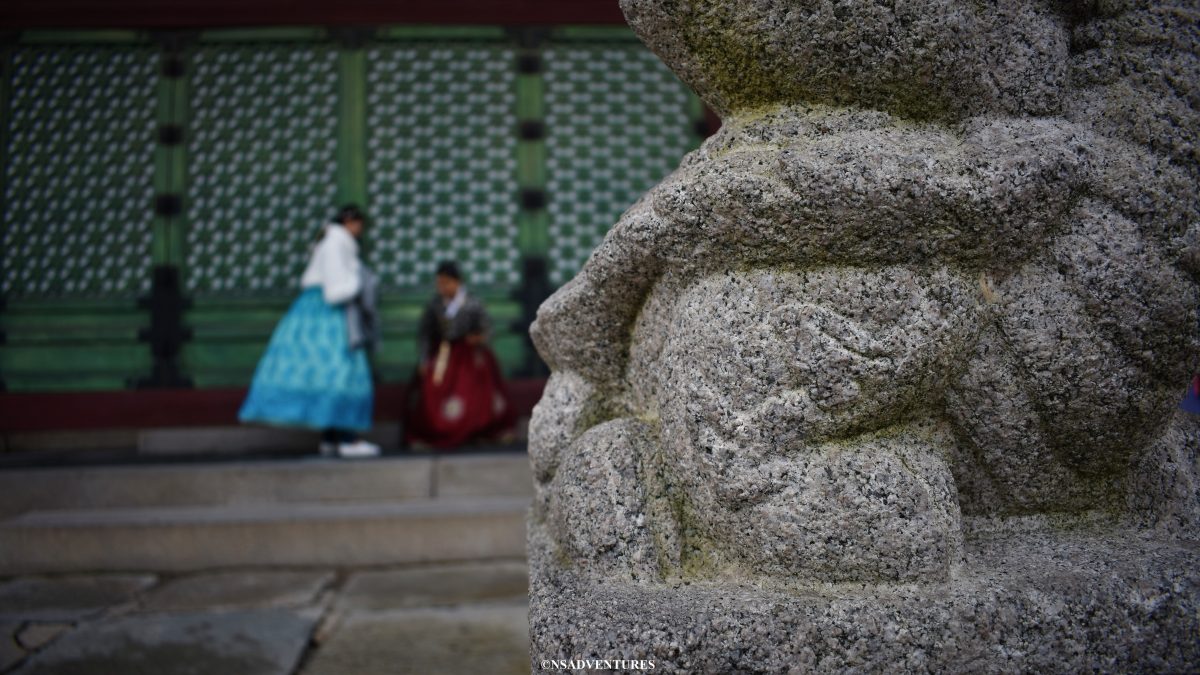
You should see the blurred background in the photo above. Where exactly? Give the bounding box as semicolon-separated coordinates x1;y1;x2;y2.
0;4;713;673
0;0;717;457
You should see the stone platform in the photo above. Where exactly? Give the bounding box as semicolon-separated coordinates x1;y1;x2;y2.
530;520;1199;673
0;452;531;573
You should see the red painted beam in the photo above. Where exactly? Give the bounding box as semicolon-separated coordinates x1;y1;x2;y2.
0;0;626;29
0;379;547;432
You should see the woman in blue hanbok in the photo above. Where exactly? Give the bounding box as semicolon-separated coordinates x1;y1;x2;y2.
239;205;380;458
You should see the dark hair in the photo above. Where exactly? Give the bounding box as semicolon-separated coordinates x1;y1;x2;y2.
335;204;366;226
436;260;461;280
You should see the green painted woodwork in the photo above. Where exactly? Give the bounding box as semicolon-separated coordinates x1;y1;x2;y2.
181;296;522;379
0;27;701;393
184;372;254;389
0;31;147;383
3;372;142;392
687;92;706;121
182;299;520;345
198;28;329;44
517;138;548;188
2;43;158;299
1;344;148;373
375;27;508;42
184;41;340;295
3;297;141;311
515;53;549;258
18;31;147;45
516;73;544;119
1;46;11;233
490;332;524;363
2;318;142;343
363;40;520;289
0;304;147;390
517;210;550;258
336;49;368;208
542;40;703;284
151;102;173;266
550;26;641;42
153;51;189;267
167;59;190;267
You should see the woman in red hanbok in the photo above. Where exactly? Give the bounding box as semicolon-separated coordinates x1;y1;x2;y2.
405;261;514;448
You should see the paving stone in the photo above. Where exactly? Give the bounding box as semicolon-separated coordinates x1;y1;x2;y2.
1;622;26;672
0;575;156;621
139;571;333;612
11;610;315;675
300;604;529;675
15;623;71;651
339;561;527;611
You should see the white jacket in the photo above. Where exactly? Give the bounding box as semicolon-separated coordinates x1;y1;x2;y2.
300;224;361;305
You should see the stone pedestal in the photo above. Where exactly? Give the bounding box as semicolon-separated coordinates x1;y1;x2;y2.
530;522;1199;672
528;0;1200;670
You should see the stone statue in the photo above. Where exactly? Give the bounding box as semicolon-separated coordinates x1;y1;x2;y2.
529;0;1200;670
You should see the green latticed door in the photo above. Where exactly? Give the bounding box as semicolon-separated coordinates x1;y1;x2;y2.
543;29;702;285
1;38;158;390
186;41;340;296
365;38;521;289
180;33;345;387
363;30;524;381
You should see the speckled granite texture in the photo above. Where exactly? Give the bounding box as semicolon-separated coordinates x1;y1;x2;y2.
528;0;1200;670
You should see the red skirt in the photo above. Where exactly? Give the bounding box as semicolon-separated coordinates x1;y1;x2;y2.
405;340;514;448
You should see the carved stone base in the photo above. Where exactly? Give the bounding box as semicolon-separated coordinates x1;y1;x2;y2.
529;521;1199;673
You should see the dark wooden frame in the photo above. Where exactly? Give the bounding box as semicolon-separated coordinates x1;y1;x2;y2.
1;1;627;30
0;379;547;432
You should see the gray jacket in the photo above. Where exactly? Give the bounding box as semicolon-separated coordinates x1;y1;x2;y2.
416;291;490;361
346;266;380;352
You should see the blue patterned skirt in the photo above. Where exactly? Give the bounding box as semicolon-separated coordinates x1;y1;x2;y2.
239;287;373;431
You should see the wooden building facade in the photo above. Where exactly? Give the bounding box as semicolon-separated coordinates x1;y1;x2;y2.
0;3;707;411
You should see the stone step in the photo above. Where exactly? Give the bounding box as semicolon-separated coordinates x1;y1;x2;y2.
0;453;533;517
0;496;529;574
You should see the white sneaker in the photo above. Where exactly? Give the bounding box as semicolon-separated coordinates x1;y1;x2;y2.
337;440;381;458
318;441;337;457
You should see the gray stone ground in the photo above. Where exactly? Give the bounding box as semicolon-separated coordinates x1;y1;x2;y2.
0;561;529;675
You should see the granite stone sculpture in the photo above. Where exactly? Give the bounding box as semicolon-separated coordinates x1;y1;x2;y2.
529;0;1200;670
